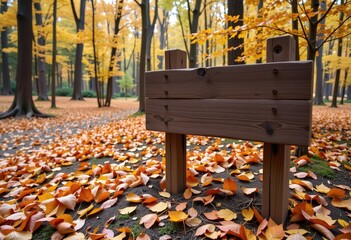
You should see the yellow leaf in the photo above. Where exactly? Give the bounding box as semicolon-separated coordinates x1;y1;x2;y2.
338;219;349;227
88;207;103;216
78;204;94;218
315;184;330;194
159;191;170;198
38;192;54;203
126;192;142;203
119;206;137;215
168;211;188;222
147;202;168;213
242;207;254;221
217;209;237;221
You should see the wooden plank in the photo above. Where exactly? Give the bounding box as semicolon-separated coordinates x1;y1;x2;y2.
262;35;300;224
262;143;290;223
145;61;313;100
145;98;311;146
166;133;186;194
164;49;187;194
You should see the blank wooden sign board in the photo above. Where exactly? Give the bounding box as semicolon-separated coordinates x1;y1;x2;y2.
145;35;313;224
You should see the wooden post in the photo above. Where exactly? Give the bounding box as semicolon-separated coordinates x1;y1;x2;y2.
262;35;296;223
165;49;187;194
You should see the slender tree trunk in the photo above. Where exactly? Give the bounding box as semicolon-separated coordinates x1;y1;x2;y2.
0;0;49;119
146;0;158;71
70;0;86;100
340;69;348;104
106;0;124;107
256;0;263;63
0;0;11;95
331;0;344;108
227;0;244;65
324;40;334;100
157;9;168;70
135;0;147;112
91;0;101;107
188;0;202;68
313;1;326;105
51;0;57;108
34;1;49;100
291;0;300;61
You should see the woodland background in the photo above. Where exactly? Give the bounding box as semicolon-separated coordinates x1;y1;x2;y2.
0;0;350;115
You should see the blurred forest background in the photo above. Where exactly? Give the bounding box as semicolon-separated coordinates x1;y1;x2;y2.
0;0;350;110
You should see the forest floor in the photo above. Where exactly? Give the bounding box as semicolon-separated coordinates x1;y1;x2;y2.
0;96;350;240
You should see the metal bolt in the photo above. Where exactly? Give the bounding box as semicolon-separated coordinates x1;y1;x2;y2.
164;90;168;96
164;105;168;110
272;107;277;113
164;74;168;80
197;68;206;76
273;68;279;74
272;89;278;95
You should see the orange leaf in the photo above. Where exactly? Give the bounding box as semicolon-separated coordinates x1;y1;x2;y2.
183;188;192;199
327;188;346;199
186;174;199;187
223;177;237;194
96;191;110;203
79;188;94;202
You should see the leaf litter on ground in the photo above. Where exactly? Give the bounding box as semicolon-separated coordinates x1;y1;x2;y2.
0;97;350;239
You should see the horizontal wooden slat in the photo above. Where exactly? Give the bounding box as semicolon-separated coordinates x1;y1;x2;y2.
146;99;312;146
145;61;313;100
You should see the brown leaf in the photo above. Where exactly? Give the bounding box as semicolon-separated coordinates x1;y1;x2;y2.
139;214;158;229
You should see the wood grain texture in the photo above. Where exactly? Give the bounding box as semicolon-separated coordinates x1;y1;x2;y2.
262;143;290;223
164;49;187;194
145;61;313;100
146;99;311;146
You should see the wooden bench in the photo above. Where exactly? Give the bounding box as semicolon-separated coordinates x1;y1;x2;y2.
145;36;313;224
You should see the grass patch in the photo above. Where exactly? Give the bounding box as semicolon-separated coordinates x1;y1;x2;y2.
159;222;181;235
297;156;336;179
32;224;56;239
117;213;130;221
131;224;142;238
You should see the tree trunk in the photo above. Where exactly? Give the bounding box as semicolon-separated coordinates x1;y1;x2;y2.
70;0;86;100
157;9;168;70
136;0;148;112
0;0;49;119
0;0;11;95
340;68;348;104
188;0;202;68
291;0;300;61
51;0;57;108
324;40;334;101
91;0;102;107
227;0;244;65
313;1;326;105
106;0;124;107
331;1;344;108
146;0;158;71
34;1;48;100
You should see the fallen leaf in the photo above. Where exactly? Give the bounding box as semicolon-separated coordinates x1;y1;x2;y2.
168;211;188;222
118;206;137;215
139;214;158;229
